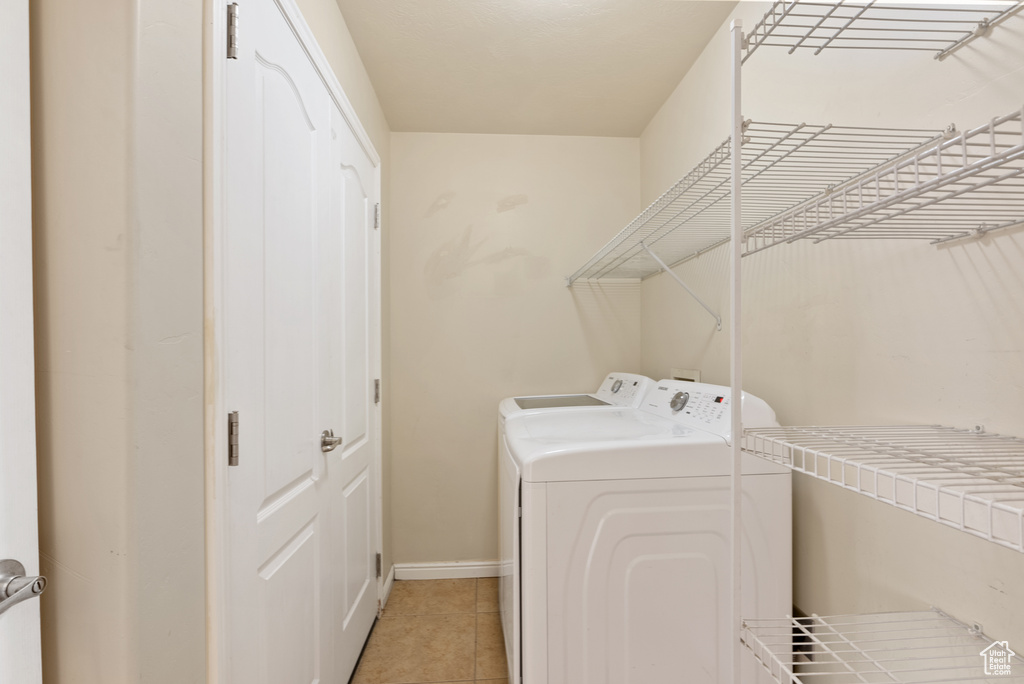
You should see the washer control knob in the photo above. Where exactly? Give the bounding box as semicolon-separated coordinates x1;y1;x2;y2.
611;379;623;394
670;391;689;412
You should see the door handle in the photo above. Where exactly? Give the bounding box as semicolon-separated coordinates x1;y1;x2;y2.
0;559;46;617
321;429;342;453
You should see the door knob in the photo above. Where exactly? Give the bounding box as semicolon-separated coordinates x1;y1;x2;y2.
0;559;46;617
321;429;342;453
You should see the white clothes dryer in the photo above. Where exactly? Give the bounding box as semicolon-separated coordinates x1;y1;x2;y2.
498;380;791;684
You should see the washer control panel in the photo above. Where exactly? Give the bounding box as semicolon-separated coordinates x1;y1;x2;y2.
593;373;654;407
641;379;778;438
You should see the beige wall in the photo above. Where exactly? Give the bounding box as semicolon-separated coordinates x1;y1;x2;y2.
32;0;135;680
389;133;642;563
640;3;1024;645
296;0;395;587
133;1;205;681
31;0;205;682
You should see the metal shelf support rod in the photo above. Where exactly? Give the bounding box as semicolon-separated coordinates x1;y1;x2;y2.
729;18;744;684
639;242;722;330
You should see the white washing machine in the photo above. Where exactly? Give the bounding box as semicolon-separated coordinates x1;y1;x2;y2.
498;380;791;684
498;372;654;422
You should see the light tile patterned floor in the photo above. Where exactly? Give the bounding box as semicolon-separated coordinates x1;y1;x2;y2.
350;578;509;684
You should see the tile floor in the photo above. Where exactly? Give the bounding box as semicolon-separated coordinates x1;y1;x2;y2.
350;578;509;684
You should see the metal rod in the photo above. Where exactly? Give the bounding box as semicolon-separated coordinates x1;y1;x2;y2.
639;243;721;330
729;18;744;684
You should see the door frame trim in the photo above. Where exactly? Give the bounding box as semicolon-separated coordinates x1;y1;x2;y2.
0;1;42;681
203;1;383;681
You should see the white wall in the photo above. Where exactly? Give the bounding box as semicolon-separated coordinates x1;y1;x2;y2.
640;3;1024;645
389;133;642;563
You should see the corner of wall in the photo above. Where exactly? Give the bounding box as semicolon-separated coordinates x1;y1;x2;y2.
130;0;206;682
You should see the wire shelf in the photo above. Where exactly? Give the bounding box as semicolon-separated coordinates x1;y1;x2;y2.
742;609;1024;683
743;425;1024;553
743;1;1024;64
744;106;1024;254
566;122;940;283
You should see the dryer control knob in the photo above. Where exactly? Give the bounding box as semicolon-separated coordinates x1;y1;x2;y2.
670;391;689;412
611;379;623;393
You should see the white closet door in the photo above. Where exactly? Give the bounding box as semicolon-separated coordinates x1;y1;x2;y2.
324;101;380;679
222;0;380;681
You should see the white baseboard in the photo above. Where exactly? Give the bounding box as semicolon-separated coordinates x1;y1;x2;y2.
393;560;500;580
380;564;396;611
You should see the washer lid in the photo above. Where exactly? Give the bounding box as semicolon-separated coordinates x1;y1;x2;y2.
513;394;608;410
504;409;786;483
499;372;654;420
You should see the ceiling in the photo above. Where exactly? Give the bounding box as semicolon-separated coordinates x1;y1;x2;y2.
334;0;737;137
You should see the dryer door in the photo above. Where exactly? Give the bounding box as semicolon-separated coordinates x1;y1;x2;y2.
544;475;790;684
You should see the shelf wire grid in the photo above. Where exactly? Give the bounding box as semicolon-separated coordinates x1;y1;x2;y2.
744;106;1024;254
742;609;1024;683
743;425;1024;552
566;122;940;283
743;1;1024;64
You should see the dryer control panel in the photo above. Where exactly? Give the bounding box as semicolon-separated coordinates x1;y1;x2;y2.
641;380;778;439
593;373;654;407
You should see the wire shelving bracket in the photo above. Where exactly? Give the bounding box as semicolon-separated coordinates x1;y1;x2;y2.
640;242;722;330
742;608;1024;683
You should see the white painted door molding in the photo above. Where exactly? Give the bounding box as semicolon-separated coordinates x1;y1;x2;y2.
0;0;44;681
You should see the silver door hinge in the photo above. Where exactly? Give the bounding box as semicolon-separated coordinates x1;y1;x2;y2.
374;379;381;404
373;203;380;230
375;553;382;579
227;3;240;59
517;506;522;518
228;411;240;466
